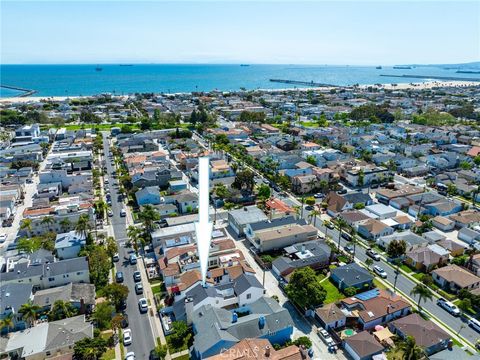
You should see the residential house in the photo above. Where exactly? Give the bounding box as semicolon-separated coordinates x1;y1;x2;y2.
375;185;424;205
191;297;294;359
331;263;373;291
33;283;96;314
436;239;466;257
3;315;93;360
228;206;268;237
357;219;394;240
169;179;188;193
389;313;449;355
344;165;388;187
471;254;480;276
0;283;34;332
432;264;480;292
205;338;304;360
1;257;90;291
338;211;371;229
54;231;86;260
175;191;198;214
341;289;411;330
458;227;480;245
449;210;480;229
376;231;428;251
344;331;385;360
271;240;331;279
247;220;318;253
432;216;455;232
364;204;397;220
315;303;346;331
291;174;317;194
265;198;294;219
135;186;162;206
405;245;449;272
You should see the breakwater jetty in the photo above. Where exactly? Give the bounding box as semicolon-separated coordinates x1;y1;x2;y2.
380;74;480;82
269;79;337;87
1;84;37;97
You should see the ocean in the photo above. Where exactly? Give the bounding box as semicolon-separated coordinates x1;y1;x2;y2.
1;64;479;97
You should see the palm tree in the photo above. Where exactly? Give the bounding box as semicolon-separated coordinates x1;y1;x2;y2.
323;220;330;239
309;209;320;227
127;225;143;254
0;312;15;335
75;214;91;241
94;200;108;220
59;218;71;233
41;216;55;232
19;301;41;327
293;205;302;220
398;335;425;360
20;218;33;234
138;205;160;236
49;300;77;321
350;230;358;259
410;284;433;311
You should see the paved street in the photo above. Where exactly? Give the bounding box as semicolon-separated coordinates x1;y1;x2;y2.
101;132;156;359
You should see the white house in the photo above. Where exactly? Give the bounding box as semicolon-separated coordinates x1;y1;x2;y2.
55;231;86;259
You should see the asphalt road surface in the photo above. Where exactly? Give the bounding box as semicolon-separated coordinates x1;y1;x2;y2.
102;133;155;359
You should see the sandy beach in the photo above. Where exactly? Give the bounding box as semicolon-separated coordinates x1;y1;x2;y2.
1;80;479;104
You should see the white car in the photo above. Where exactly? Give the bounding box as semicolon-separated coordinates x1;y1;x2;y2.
123;328;132;346
437;298;461;316
0;234;7;243
373;265;387;278
138;298;148;313
125;352;135;360
120;209;127;217
107;209;113;217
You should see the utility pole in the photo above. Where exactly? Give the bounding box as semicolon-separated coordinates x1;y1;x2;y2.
393;259;400;293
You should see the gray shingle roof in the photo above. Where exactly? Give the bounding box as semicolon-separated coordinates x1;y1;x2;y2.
331;263;373;287
0;283;33;314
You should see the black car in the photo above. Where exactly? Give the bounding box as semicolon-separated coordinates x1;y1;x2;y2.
117;298;127;311
337;189;347;195
133;271;142;282
115;271;124;283
121;313;129;328
341;232;352;241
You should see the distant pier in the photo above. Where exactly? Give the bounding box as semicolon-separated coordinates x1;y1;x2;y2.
380;74;480;82
0;84;37;97
269;79;337;87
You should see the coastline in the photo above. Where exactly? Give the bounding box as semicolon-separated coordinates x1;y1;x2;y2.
1;80;479;104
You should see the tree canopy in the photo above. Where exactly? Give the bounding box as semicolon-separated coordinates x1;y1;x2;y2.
286;267;326;308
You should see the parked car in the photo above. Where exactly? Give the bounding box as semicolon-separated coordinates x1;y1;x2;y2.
117;298;127;311
125;351;135;360
107;209;113;217
133;271;141;282
104;179;109;184
341;232;352;241
135;283;144;295
305;205;314;211
373;265;387;278
437;298;460;316
325;222;335;230
120;209;127;217
366;248;380;261
115;271;124;283
149;350;161;360
0;234;7;243
314;193;324;198
121;313;129;328
317;327;334;347
337;189;347;194
113;253;120;262
129;254;137;265
344;245;354;254
123;329;132;346
138;298;148;313
468;318;480;333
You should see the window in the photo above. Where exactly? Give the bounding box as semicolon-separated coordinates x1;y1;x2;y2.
76;272;82;275
49;277;55;282
246;293;251;299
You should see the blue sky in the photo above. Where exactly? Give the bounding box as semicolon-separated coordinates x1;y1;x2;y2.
1;1;479;65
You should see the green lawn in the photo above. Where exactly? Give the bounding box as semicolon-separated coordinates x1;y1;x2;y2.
412;273;423;281
174;355;190;360
373;278;387;290
101;348;116;360
321;279;344;304
152;283;163;295
298;121;319;128
400;264;414;274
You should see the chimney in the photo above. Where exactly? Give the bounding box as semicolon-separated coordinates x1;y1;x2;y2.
301;244;306;254
265;346;271;357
